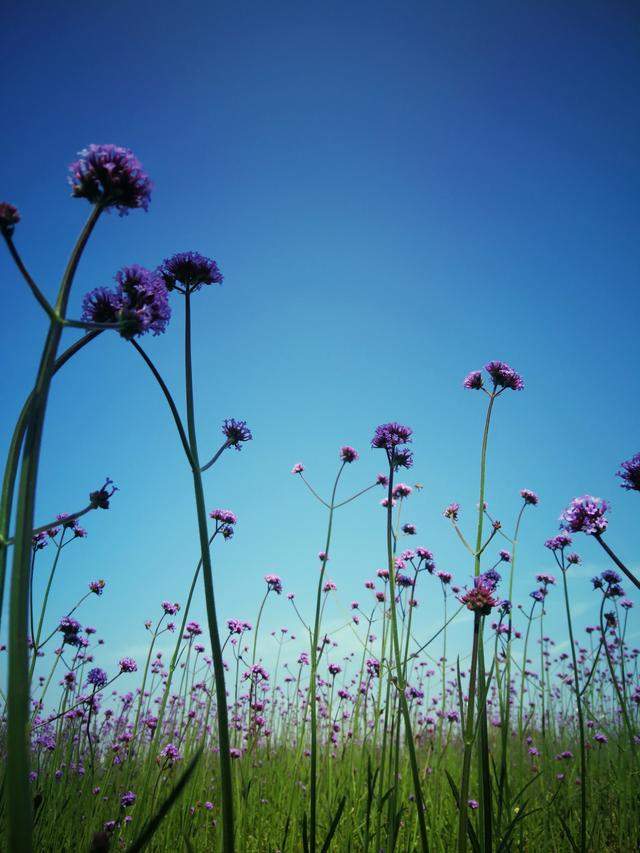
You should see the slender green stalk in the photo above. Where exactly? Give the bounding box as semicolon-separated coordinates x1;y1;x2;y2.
457;612;481;853
6;205;102;853
560;566;586;853
183;288;235;852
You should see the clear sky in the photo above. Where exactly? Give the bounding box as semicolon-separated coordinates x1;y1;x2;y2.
1;1;638;680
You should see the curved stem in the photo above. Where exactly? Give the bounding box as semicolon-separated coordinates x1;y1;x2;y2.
7;204;102;853
2;232;55;319
200;441;231;473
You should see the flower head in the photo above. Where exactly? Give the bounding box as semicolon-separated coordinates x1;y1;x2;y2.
560;495;609;536
291;463;304;474
89;579;106;595
0;202;20;236
521;489;539;505
222;419;252;450
544;533;572;552
340;446;359;463
158;251;223;292
459;578;499;615
87;668;108;689
82;265;170;339
617;453;640;492
463;371;483;390
120;791;137;808
484;361;524;391
265;574;283;595
69;144;151;214
119;657;138;673
443;502;460;521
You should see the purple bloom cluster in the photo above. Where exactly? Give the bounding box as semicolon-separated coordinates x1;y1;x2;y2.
0;202;20;236
463;361;524;392
521;489;539;505
340;446;359;463
560;495;609;536
87;668;108;689
68;144;152;214
82;265;171;338
265;574;283;595
617;452;640;492
222;419;252;450
158;251;223;292
371;423;414;470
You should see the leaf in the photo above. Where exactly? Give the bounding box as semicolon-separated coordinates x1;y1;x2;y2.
445;770;480;853
321;795;347;853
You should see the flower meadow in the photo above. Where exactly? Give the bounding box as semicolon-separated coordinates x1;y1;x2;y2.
0;146;638;853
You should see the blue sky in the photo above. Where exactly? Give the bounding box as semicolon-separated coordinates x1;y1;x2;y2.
1;1;638;683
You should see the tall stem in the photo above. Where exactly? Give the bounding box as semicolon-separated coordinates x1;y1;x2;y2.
457;613;481;853
183;288;235;852
6;205;102;853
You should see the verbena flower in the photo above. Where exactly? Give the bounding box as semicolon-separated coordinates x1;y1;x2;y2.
617;452;640;492
291;463;304;474
68;145;151;214
463;371;483;390
560;495;609;535
89;579;105;595
443;502;460;521
82;265;170;338
0;202;20;236
340;446;359;463
210;509;237;526
521;489;539;505
158;251;223;292
87;668;108;689
544;533;572;551
222;418;252;450
120;790;136;808
265;574;283;595
484;360;524;391
371;423;412;450
119;657;138;673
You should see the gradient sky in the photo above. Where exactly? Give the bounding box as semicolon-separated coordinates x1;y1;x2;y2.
1;1;638;684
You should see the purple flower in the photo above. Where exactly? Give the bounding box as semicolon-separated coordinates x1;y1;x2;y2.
162;601;180;615
120;790;137;808
376;473;389;487
340;446;359;463
536;573;556;586
89;579;105;595
69;145;151;214
160;743;182;763
617;453;640;492
544;533;572;551
227;618;252;634
371;423;412;451
437;571;452;585
59;617;82;645
291;463;304;474
119;657;138;673
158;251;223;292
265;574;283;595
0;202;21;236
463;371;483;390
468;799;479;810
222;418;252;450
499;550;511;563
185;621;202;636
443;502;460;521
560;495;609;536
210;508;237;526
87;668;108;689
521;489;539;505
82;265;171;338
402;523;417;535
459;576;499;615
484;361;524;391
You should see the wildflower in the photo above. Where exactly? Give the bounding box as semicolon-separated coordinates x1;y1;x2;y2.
0;202;20;236
371;422;412;450
380;498;396;508
594;732;608;744
59;617;82;646
617;452;640;491
376;473;389;486
230;748;242;759
544;534;572;551
158;251;223;292
437;571;452;585
499;550;511;562
393;448;414;469
69;144;152;213
89;579;106;595
485;360;524;391
468;799;479;809
402;523;416;535
459;577;498;615
185;621;203;636
340;446;359;463
162;601;180;615
210;508;237;526
160;743;182;764
120;791;136;808
227;618;251;634
119;657;138;673
521;489;539;505
264;574;283;594
567;552;581;564
291;463;304;474
443;502;460;521
536;573;556;586
86;668;108;689
82;265;170;338
393;483;412;499
328;663;342;676
323;581;337;593
32;532;49;550
222;418;252;450
560;495;609;535
463;371;483;390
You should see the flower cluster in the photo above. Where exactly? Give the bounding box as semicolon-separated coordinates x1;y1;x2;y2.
464;361;524;392
560;495;609;536
82;265;171;338
617;452;640;492
158;251;223;292
0;202;20;236
222;418;253;450
68;144;152;214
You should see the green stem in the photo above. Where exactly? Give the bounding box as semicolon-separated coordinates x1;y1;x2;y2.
6;205;102;853
183;287;234;853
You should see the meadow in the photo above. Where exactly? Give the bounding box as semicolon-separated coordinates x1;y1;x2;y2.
0;144;638;852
